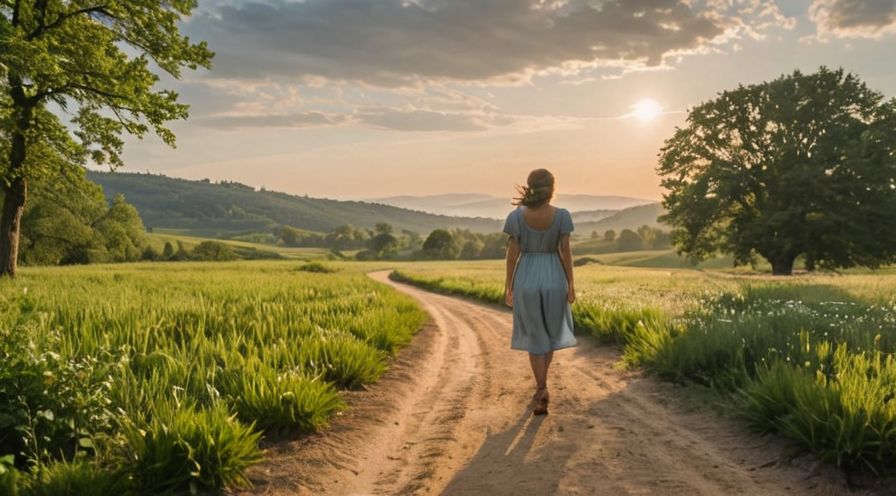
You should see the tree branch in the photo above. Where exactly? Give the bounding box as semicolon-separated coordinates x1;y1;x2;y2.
27;4;113;41
11;0;21;27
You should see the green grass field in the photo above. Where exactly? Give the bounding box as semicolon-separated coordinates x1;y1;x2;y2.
390;259;896;475
5;252;896;492
0;261;424;494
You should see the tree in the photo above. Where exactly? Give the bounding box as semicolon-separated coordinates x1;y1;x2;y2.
658;68;896;275
422;229;457;259
366;232;398;258
603;230;616;243
0;2;213;276
615;229;643;252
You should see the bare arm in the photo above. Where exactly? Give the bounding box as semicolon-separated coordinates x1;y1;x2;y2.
558;234;576;303
504;237;521;307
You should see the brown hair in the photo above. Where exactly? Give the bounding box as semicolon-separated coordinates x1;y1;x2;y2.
512;169;555;208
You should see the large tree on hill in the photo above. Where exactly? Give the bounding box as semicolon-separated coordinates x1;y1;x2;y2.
0;1;212;276
657;67;896;275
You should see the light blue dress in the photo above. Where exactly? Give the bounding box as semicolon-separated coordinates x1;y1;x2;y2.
503;207;577;355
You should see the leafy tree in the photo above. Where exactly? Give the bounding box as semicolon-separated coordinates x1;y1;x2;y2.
603;230;616;243
192;240;237;261
0;1;213;276
366;232;398;258
162;241;175;260
615;229;643;252
658;68;896;274
19;172;146;265
94;193;145;262
422;229;457;259
459;240;483;260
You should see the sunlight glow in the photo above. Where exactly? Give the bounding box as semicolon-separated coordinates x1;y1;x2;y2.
630;99;663;121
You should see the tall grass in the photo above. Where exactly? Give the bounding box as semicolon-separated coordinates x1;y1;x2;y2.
0;261;426;493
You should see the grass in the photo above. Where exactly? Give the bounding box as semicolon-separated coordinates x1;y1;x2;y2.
0;261;426;494
390;259;896;475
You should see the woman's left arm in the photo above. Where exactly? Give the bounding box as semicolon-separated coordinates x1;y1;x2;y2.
558;234;576;303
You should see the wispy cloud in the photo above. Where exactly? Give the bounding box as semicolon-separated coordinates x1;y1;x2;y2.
808;0;896;40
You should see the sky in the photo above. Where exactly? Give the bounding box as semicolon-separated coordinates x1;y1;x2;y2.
117;0;896;201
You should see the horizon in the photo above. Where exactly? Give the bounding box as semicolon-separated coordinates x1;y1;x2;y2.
116;0;894;201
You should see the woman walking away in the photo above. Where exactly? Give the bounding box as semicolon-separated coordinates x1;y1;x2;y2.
502;168;577;416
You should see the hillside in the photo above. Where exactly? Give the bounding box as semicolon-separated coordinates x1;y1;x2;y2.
370;193;655;219
575;203;667;234
88;171;502;237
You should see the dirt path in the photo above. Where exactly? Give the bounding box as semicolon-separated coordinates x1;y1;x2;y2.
241;270;871;495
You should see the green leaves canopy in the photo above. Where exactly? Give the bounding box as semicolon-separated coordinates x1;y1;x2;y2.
657;67;896;274
1;0;213;178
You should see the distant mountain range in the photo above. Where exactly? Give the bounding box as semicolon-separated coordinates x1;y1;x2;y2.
368;193;656;219
88;171;666;239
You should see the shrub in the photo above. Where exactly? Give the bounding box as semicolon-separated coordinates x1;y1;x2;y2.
122;404;262;494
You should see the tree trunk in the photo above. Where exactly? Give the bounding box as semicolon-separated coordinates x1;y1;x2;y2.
4;82;33;278
770;253;795;276
805;254;816;272
0;177;27;277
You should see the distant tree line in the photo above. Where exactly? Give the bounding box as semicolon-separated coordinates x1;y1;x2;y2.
584;226;673;254
141;240;282;263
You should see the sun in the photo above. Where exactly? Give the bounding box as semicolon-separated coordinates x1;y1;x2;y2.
630;99;663;121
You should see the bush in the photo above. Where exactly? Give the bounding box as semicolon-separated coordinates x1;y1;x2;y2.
191;241;237;261
0;325;117;468
218;366;345;435
22;459;127;496
122;404;262;494
297;262;337;273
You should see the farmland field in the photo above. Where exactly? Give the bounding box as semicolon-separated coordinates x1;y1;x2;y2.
0;261;424;494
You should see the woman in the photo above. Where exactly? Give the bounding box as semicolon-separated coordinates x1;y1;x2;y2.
502;168;577;416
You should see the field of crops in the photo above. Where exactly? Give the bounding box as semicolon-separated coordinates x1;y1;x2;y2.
0;261;425;494
391;260;896;475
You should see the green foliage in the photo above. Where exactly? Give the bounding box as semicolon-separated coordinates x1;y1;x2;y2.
297;262;336;273
1;261;427;491
615;229;643;252
18;173;147;266
122;403;261;494
658;67;896;275
21;459;127;496
191;240;237;261
422;229;457;259
219;367;345;435
0;0;215;275
0;324;118;468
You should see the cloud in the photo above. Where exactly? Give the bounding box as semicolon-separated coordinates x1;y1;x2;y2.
809;0;896;39
200;112;348;129
355;108;492;132
186;0;784;87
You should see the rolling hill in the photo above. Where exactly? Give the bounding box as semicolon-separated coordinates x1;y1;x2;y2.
370;193;656;219
574;203;667;234
88;171;503;237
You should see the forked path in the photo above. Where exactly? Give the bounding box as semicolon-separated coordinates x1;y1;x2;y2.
242;270;861;496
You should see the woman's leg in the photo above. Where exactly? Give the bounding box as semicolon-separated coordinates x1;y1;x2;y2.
528;352;548;391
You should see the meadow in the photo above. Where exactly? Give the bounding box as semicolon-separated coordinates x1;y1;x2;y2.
391;260;896;475
0;261;424;494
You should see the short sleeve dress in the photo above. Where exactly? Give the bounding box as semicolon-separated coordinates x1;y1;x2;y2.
502;207;577;355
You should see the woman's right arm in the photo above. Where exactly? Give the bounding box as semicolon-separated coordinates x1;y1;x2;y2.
504;237;521;307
